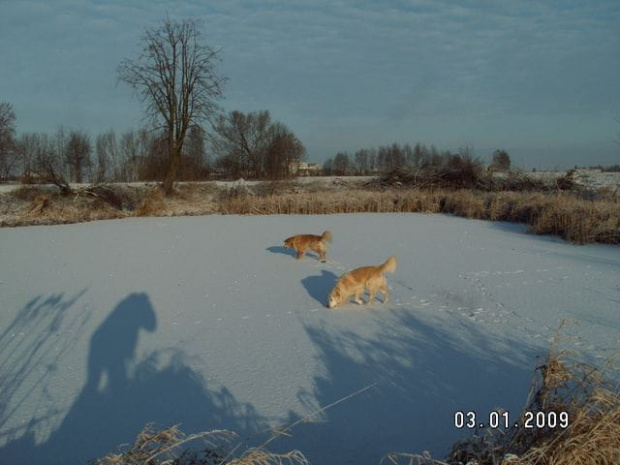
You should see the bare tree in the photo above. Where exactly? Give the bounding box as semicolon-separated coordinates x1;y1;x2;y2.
212;110;271;178
65;130;91;183
354;149;370;174
212;110;306;179
118;18;226;194
16;133;39;182
0;102;17;181
120;128;155;182
182;125;208;180
19;132;71;192
95;131;121;183
322;158;333;176
332;152;351;176
263;122;306;180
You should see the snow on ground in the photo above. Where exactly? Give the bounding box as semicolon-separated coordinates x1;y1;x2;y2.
0;213;618;465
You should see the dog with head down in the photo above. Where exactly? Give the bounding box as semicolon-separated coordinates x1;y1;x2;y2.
328;255;397;308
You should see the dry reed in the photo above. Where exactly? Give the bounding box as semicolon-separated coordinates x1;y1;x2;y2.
387;321;620;465
2;182;618;245
91;423;309;465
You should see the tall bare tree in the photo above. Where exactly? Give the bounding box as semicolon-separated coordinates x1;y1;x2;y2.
118;18;226;194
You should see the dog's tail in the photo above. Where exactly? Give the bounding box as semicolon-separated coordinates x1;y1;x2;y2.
379;255;397;274
321;230;333;243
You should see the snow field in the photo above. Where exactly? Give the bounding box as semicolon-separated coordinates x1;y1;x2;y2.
0;213;618;464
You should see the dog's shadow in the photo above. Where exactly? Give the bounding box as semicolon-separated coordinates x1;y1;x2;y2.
301;270;339;307
266;246;297;258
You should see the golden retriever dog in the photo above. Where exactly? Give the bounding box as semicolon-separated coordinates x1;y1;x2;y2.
283;230;332;262
328;255;397;308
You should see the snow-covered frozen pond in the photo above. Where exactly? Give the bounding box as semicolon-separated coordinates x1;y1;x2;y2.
1;213;618;464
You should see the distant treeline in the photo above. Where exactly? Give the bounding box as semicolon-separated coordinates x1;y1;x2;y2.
322;144;511;176
579;164;620;172
0;106;308;184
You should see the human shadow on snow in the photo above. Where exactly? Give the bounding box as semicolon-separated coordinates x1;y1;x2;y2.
276;309;542;465
0;292;268;465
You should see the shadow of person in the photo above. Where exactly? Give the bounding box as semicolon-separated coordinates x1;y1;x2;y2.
265;245;297;258
0;293;269;465
301;270;339;306
86;293;157;393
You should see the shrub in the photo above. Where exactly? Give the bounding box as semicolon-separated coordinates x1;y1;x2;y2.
92;423;309;465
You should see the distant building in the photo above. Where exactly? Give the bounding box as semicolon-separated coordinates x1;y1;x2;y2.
290;161;322;176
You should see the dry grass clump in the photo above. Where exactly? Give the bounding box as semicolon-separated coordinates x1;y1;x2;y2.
501;323;620;465
527;194;620;244
0;187;125;226
254;180;300;197
433;190;619;244
492;172;551;193
383;324;619;465
10;185;51;201
595;186;619;202
28;194;51;217
134;187;166;217
92;423;309;465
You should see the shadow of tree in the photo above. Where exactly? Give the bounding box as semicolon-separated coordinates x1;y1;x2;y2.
0;293;269;465
301;270;339;306
275;309;540;464
0;290;90;432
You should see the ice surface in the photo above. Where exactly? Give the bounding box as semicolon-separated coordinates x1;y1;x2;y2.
1;213;618;464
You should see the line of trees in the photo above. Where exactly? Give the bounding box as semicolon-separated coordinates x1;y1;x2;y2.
321;143;510;175
12;127;173;184
0;113;306;184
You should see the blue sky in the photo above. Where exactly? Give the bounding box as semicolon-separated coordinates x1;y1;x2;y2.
1;0;619;169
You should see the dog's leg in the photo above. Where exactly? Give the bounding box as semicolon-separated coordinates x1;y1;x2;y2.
367;288;376;305
353;291;363;305
296;249;305;260
317;243;327;262
380;283;389;304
